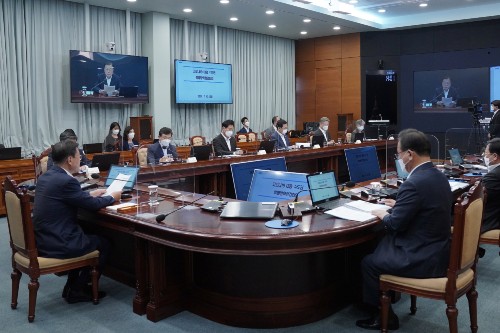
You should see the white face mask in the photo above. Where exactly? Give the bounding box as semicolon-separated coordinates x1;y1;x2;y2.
112;129;119;135
281;129;288;135
484;156;490;167
322;125;328;131
401;151;412;172
244;121;250;127
128;133;135;140
160;139;171;147
357;126;364;131
225;130;233;138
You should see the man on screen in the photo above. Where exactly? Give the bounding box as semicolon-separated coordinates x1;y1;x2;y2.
432;76;459;106
93;62;121;96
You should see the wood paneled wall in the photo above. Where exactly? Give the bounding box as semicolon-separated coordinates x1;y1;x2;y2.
296;33;361;137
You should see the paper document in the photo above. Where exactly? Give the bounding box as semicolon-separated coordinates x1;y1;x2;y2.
105;173;131;195
325;206;375;222
104;85;115;96
105;202;136;211
344;201;390;212
448;180;469;192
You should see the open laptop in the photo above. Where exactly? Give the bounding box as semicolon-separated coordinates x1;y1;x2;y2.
258;140;276;154
90;152;120;171
448;148;474;168
104;165;140;191
0;147;22;160
311;135;326;147
191;144;212;161
307;171;349;210
83;143;103;154
119;86;139;98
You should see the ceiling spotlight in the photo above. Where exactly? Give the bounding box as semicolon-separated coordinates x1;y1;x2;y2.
349;0;358;3
183;8;192;13
230;17;238;21
127;0;137;2
378;9;386;13
303;18;311;23
220;0;230;4
300;31;307;35
266;10;274;15
333;26;341;30
419;3;428;7
269;24;277;28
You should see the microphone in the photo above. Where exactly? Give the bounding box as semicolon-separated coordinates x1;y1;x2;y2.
89;78;107;92
155;191;215;223
431;92;443;103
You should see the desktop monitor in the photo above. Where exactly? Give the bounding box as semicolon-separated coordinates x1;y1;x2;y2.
247;169;309;202
344;146;382;183
306;171;340;206
104;165;140;191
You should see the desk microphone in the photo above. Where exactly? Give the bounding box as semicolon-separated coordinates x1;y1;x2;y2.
155;191;216;223
88;78;107;92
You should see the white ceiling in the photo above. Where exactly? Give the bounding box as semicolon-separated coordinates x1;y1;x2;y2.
67;0;500;39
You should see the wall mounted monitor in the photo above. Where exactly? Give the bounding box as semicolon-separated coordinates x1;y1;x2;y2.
70;50;149;104
247;169;309;203
175;59;233;104
344;146;382;183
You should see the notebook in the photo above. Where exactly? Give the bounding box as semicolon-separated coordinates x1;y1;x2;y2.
258;140;276;154
306;171;348;210
104;165;140;191
219;202;278;219
90;152;120;171
191;145;212;161
0;147;22;160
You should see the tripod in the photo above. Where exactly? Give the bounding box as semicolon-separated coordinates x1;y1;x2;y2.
468;113;486;155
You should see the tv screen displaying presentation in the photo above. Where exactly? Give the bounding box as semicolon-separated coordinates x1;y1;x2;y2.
344;146;382;183
70;50;149;104
175;59;233;104
247;169;309;203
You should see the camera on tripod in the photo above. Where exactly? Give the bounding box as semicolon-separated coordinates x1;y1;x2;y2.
468;102;482;116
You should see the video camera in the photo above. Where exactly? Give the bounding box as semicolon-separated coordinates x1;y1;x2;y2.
468;102;482;115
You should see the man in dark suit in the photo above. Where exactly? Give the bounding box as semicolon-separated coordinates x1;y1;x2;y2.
33;140;121;303
480;138;500;234
312;116;334;145
432;76;459;106
488;100;500;139
147;127;178;164
263;115;280;140
237;117;253;134
47;129;91;171
93;62;121;95
356;129;452;330
270;119;291;150
213;119;238;156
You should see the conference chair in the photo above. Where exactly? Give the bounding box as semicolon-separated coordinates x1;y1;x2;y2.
247;132;257;142
32;147;52;182
237;133;247;142
190;136;206;146
136;144;149;166
479;229;500;256
379;181;484;333
260;131;267;141
3;177;100;322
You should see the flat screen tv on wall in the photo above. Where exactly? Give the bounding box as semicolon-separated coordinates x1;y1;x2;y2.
175;59;233;104
70;50;149;104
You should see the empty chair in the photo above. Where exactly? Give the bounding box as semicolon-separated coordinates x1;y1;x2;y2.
32;147;52;183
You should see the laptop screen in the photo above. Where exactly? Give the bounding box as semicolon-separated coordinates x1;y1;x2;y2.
105;165;140;191
306;171;339;205
344;146;382;183
448;148;464;165
247;169;308;202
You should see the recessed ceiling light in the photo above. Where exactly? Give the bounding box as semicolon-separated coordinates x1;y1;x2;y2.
127;0;136;2
220;0;230;4
349;0;358;3
333;26;341;30
230;17;238;21
303;18;311;23
419;3;428;7
269;24;276;28
266;10;274;15
378;9;386;13
300;31;307;35
183;8;192;13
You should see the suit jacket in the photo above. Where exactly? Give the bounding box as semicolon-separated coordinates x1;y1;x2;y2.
33;166;115;259
371;162;452;278
263;126;276;140
313;128;331;142
488;111;500;139
93;74;121;93
147;141;178;164
432;86;460;102
122;138;139;151
237;126;253;134
212;133;236;156
270;131;290;150
47;148;91;170
481;164;500;233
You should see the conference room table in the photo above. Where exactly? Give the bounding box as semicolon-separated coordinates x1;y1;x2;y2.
79;185;383;328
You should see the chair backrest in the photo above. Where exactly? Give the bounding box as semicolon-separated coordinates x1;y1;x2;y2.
136;145;149;166
237;133;247;142
247;132;257;142
448;181;484;280
32;147;52;182
261;131;267;141
3;177;38;261
190;136;206;146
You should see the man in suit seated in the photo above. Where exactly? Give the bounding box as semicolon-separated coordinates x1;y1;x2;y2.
93;62;121;96
432;76;459;106
356;129;452;331
263;115;280;140
237;117;253;134
33;140;121;303
47;129;91;171
213;119;239;156
478;138;500;257
312;116;334;145
147;127;178;164
270;119;291;150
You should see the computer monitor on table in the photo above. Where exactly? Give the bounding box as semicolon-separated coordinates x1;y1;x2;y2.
247;169;309;202
90;152;120;171
105;165;140;191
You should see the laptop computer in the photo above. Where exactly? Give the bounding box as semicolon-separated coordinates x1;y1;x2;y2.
219;201;278;219
0;147;22;160
104;165;140;191
306;171;349;210
119;86;139;98
83;143;103;154
354;132;365;142
191;144;212;161
258;140;276;154
311;135;326;147
90;152;120;171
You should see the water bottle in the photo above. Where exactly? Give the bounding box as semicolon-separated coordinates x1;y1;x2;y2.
422;99;426;108
148;185;158;205
82;86;87;97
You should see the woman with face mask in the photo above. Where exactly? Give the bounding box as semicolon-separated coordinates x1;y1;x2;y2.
350;119;366;143
103;122;123;152
122;126;139;151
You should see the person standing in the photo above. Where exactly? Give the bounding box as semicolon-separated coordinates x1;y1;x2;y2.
488;100;500;139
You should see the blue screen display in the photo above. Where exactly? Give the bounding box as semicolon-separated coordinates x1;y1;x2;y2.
448;148;463;165
344;146;381;183
247;170;309;203
175;59;233;104
104;165;140;191
230;157;287;201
